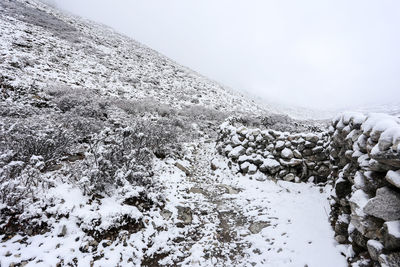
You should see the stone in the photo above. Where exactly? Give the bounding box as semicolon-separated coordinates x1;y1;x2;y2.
188;187;205;195
248;163;258;175
259;159;281;174
367;240;384;261
228;145;246;160
177;206;192;224
378;252;400;267
382;220;400;250
161;209;172;220
305;134;319;143
279;159;302;167
283;173;295;182
293;149;302;159
335;179;352;199
58;225;67;237
249;221;271;234
386;170;400;189
281;148;293;159
312;146;324;154
175;161;191;176
350;214;383;239
350;228;368;250
371;150;400;168
304;141;316;148
218;184;239;194
275;141;285;151
335;235;347;244
363;187;400;221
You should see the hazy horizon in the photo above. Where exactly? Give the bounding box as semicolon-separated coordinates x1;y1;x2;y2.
44;0;400;111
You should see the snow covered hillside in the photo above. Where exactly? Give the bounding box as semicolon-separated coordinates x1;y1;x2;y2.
2;0;399;266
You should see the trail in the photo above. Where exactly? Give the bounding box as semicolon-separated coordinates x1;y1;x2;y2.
158;140;347;266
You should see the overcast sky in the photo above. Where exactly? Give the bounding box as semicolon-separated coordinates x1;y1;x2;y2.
48;0;400;110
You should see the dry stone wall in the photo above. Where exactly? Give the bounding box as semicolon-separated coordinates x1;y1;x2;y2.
329;113;400;266
217;118;331;183
218;113;400;266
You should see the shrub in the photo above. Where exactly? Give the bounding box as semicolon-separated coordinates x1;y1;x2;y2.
81;119;180;195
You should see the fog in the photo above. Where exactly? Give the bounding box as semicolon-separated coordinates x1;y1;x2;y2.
47;0;400;111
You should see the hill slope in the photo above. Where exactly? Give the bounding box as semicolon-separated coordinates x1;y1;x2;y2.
0;1;348;266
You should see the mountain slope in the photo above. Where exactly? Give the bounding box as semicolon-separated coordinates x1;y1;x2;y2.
0;1;348;266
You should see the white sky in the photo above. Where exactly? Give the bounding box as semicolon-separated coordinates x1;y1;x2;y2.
48;0;400;110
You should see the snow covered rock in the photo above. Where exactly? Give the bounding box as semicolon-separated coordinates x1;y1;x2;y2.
378;252;400;267
382;220;400;250
386;170;400;189
280;148;293;159
363;187;400;221
228;145;246;160
259;158;281;174
367;240;384;261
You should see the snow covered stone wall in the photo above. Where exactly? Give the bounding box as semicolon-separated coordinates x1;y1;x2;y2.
329;113;400;266
217;118;331;183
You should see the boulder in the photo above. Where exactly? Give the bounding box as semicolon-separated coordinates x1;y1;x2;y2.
386;170;400;189
335;178;352;199
259;159;281;174
281;148;293;159
382;220;400;250
283;173;295;182
228;145;246;160
363;187;400;221
367;240;384;261
378;252;400;267
275;140;285;151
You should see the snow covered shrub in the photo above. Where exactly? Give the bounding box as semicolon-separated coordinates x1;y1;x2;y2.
0;117;74;164
115;98;176;118
179;105;226;122
45;86;109;119
81;119;180;195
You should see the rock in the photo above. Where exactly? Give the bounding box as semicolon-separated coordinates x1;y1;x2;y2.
304;141;316;148
275;141;285;151
188;187;205;195
58;225;67;237
293;149;302;159
218;184;239;194
175;161;191;176
259;158;281;174
371;150;400;168
382;220;400;250
161;209;172;220
228;145;246;160
378;252;400;267
350;214;383;239
305;134;319;143
335;179;352;199
367;240;384;261
281;148;293;159
350;228;368;250
283;173;295;182
279;158;302;167
240;162;250;173
386;170;400;189
312;146;324;154
335;235;347;244
177;206;192;224
249;221;271;234
210;159;218;171
363;187;400;221
248;163;258;175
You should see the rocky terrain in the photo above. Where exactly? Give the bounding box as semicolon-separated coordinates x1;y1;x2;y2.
0;0;399;266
